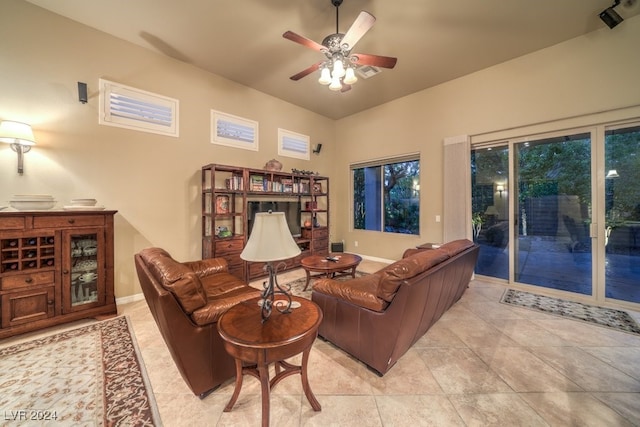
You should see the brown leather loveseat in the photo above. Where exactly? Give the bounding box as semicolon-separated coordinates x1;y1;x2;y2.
134;248;261;397
311;239;479;375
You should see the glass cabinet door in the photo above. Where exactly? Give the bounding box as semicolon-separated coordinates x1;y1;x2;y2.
62;228;105;312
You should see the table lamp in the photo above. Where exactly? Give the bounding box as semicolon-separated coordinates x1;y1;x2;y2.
240;211;301;321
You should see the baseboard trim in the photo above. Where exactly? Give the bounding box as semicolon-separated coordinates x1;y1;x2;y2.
358;254;394;264
116;293;145;306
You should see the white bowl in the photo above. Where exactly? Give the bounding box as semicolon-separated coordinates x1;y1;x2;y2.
70;198;97;206
9;200;56;210
12;194;54;200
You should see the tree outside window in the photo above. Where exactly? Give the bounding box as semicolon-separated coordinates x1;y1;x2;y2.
353;158;420;235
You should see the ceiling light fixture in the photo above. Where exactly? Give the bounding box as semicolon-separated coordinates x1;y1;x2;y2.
284;0;397;93
0;120;36;174
600;0;624;29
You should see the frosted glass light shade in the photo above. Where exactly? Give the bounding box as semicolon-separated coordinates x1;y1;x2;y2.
329;75;342;91
240;212;301;262
318;67;332;85
343;67;357;85
332;58;345;78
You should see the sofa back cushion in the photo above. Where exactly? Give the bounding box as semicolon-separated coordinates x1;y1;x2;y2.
139;248;208;314
376;248;450;302
438;239;475;257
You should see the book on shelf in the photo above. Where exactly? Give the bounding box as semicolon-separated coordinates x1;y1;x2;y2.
249;175;265;192
224;176;244;191
281;178;293;193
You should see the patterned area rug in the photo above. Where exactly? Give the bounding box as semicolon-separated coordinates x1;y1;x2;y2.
278;271;367;300
0;316;161;425
501;289;640;335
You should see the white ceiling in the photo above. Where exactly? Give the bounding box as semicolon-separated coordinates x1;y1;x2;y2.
25;0;640;120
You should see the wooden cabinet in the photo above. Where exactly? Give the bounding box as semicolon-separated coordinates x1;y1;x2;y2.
0;211;117;338
202;164;329;281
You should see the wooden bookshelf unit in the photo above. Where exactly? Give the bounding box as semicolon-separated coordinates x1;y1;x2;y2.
201;164;329;280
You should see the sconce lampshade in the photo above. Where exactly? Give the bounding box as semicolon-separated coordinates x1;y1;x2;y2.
240;212;301;262
0;121;36;146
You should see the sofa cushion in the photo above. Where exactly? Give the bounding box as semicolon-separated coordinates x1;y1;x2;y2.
190;286;261;325
139;248;208;314
376;249;450;302
201;272;250;298
313;276;388;312
438;239;475;257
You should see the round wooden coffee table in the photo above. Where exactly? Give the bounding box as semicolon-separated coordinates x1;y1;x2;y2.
300;252;363;291
217;296;322;427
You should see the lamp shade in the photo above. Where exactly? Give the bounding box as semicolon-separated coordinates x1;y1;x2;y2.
485;205;499;216
0;121;36;146
240;212;301;262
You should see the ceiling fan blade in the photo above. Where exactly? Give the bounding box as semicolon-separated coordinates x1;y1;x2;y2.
341;84;352;93
283;31;326;52
340;11;376;51
352;53;398;69
290;62;323;81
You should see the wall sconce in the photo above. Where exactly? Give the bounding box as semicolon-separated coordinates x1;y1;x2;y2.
496;184;505;198
0;121;36;174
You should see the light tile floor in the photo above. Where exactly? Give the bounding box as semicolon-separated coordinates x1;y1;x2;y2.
119;259;640;426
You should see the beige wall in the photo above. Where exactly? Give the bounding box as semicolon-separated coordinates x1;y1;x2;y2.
2;1;639;299
0;1;334;300
334;14;640;260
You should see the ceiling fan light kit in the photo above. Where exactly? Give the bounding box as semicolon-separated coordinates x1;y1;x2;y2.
283;0;397;92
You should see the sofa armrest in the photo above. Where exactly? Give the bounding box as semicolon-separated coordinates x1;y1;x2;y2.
183;258;229;278
313;275;388;312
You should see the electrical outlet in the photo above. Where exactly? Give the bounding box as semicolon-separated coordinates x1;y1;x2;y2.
354;241;358;247
436;215;441;223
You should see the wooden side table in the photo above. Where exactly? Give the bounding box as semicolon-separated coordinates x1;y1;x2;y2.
300;252;362;291
217;296;322;427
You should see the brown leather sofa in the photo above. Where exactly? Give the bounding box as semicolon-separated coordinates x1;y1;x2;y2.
134;247;261;397
311;239;479;376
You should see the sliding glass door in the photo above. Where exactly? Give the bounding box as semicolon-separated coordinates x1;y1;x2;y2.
471;146;509;280
514;132;592;295
604;125;640;303
472;122;640;307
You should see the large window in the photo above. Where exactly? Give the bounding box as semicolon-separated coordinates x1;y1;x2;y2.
352;156;420;235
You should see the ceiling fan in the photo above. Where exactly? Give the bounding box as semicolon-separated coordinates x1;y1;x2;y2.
283;0;397;92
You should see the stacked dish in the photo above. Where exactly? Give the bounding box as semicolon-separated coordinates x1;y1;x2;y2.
64;198;105;211
9;194;56;210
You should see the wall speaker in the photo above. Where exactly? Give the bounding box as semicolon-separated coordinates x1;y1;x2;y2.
313;143;322;154
600;6;624;28
77;82;88;104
